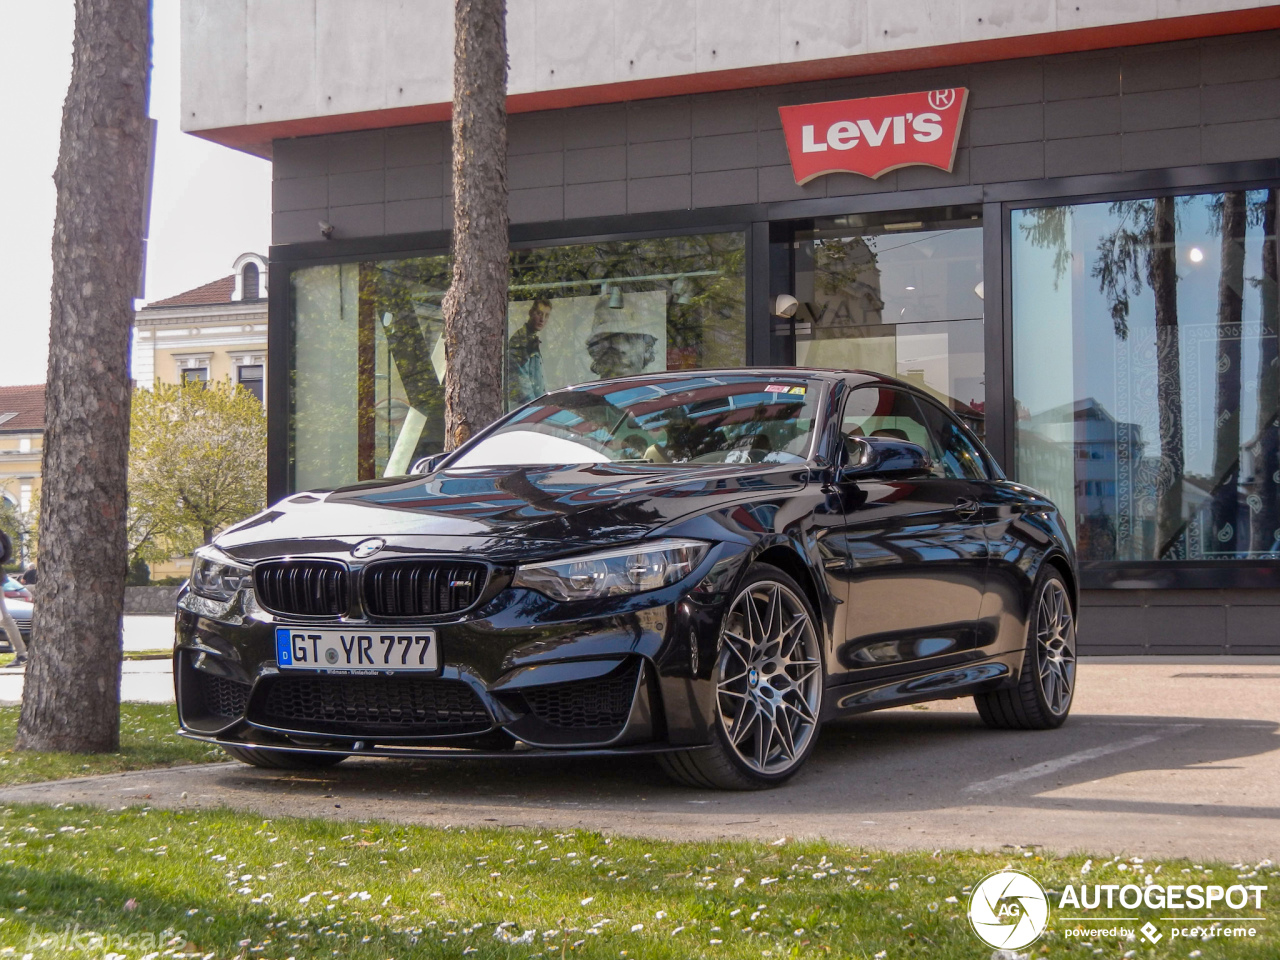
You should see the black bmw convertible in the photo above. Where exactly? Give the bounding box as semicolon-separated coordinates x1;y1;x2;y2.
175;369;1078;789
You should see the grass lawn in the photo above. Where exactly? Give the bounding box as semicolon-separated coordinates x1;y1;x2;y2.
0;803;1273;959
0;703;225;786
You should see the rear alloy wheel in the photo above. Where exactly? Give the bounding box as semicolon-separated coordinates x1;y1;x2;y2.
975;570;1076;730
221;744;347;769
660;564;823;789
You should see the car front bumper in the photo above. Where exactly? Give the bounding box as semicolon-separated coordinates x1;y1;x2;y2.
173;558;739;758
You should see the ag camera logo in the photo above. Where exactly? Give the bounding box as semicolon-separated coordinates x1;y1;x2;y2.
968;869;1050;950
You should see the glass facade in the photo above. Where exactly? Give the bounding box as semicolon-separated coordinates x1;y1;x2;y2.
790;208;986;438
287;232;746;490
1013;189;1280;563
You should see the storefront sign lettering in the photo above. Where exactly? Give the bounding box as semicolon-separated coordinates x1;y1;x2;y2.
778;88;969;184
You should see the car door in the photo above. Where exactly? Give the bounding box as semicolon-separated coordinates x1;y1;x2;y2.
826;384;989;681
910;392;1019;657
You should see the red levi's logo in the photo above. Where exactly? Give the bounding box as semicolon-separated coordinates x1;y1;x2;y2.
778;88;969;184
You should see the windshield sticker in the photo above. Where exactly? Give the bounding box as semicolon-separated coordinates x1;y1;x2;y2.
765;384;807;395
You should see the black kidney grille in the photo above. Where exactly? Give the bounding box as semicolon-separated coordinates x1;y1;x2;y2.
255;561;348;616
257;675;491;736
520;662;639;730
197;671;251;719
364;561;487;617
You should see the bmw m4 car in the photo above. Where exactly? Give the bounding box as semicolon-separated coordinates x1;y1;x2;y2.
174;369;1078;789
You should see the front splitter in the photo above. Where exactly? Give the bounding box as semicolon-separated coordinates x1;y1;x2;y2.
178;729;693;761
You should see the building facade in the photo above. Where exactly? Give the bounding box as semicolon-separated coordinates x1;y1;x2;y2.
0;383;45;564
181;1;1280;654
133;252;269;400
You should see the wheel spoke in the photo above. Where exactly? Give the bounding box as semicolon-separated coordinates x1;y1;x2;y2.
755;709;775;768
765;584;783;643
783;690;818;725
730;699;758;745
774;705;797;761
746;592;767;647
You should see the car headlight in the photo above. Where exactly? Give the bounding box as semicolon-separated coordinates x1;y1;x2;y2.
513;539;710;602
190;546;252;602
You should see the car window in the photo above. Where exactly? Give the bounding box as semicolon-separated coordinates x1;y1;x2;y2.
913;395;989;481
840;387;934;461
452;375;823;468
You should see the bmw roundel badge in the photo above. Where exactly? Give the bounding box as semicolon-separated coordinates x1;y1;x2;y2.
351;537;385;559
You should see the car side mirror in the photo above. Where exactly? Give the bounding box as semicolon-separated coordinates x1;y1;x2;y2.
838;436;933;482
409;454;446;476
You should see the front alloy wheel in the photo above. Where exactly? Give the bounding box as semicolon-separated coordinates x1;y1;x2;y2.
659;564;824;789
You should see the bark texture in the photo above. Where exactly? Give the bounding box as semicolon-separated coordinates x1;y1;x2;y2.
17;0;151;753
1150;196;1184;560
1210;191;1246;554
442;0;508;450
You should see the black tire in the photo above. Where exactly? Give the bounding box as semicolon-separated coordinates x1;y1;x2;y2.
975;568;1076;730
659;563;824;790
221;744;347;769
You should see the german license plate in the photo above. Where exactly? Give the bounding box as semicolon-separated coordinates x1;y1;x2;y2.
275;627;439;674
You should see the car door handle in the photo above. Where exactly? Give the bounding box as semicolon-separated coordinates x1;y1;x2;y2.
954;497;980;519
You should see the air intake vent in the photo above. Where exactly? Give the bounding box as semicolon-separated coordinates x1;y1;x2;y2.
254;560;348;617
256;675;491;737
196;671;251;719
363;561;487;618
520;662;640;730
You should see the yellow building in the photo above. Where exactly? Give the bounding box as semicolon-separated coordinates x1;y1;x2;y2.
132;253;268;579
0;383;44;566
132;252;268;398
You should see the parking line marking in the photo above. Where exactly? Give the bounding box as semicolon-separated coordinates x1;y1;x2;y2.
964;724;1200;795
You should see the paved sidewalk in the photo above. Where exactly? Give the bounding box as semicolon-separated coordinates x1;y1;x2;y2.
0;658;173;704
0;659;1277;860
123;615;176;651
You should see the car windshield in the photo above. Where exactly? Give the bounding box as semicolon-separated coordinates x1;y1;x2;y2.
451;374;823;468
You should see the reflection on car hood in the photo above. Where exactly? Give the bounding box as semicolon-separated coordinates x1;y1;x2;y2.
215;462;808;560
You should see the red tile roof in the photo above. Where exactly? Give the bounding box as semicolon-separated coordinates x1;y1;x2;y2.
0;384;46;433
144;275;236;308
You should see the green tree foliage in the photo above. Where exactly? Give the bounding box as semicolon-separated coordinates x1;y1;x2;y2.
0;487;38;570
129;379;266;559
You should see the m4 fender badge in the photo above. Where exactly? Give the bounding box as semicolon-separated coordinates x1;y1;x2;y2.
351;538;386;559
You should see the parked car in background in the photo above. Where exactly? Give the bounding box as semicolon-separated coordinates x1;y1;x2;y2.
3;576;32;603
174;369;1078;789
0;594;32;653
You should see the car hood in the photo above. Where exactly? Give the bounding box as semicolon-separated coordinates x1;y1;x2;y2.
216;462;809;562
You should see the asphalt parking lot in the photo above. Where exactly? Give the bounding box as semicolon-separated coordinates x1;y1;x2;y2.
1;657;1277;861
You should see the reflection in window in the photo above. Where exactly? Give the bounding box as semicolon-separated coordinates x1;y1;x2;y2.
1013;188;1280;563
792;208;985;438
287;233;746;490
453;375;818;468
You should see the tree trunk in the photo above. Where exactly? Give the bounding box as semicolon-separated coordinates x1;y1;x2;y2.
1210;191;1246;554
1150;195;1185;560
1251;190;1280;554
17;0;150;753
442;0;508;451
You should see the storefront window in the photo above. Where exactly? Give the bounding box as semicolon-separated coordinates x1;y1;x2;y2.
287;232;746;489
791;208;985;437
1012;188;1280;563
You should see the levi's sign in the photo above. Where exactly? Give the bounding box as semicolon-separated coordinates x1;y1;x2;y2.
778;88;969;184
